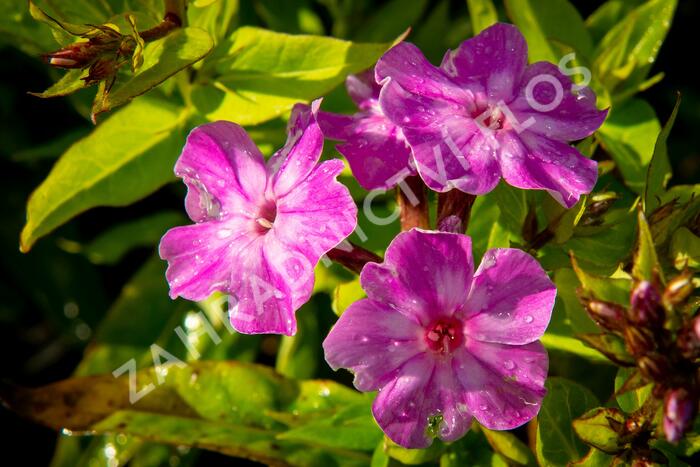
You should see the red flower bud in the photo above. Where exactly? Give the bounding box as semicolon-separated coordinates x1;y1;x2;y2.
663;270;695;308
664;387;698;443
624;327;655;357
586;300;626;332
629;281;664;327
638;353;671;382
42;41;98;69
678;315;700;359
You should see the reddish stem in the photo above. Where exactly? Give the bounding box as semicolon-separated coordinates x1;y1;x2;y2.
397;176;430;231
437;190;476;232
327;243;382;274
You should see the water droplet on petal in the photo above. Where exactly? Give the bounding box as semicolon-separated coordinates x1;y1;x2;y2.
524;315;534;324
504;359;516;370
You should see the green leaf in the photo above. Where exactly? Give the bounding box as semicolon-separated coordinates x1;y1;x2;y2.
504;0;593;62
79;211;184;265
645;94;680;214
276;301;320;379
29;69;91;98
20;96;188;252
554;269;600;334
670;227;700;270
632;208;663;282
278;402;382;451
91;27;213;119
467;0;498;34
28;0;93;38
578;333;634;367
597;98;661;193
466;192;503;263
481;427;536;466
544;196;588;244
614;367;652;412
593;0;677;95
187;0;239;42
1;361;370;466
536;377;600;466
571;255;632;305
441;430;508;466
570;446;614;466
493;182;528;236
191;26;390;125
0;0;58;55
540;334;610;363
385;437;446;464
354;0;428;42
572;407;626;454
332;277;366;317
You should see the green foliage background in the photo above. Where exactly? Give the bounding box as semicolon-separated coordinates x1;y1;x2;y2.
0;0;699;465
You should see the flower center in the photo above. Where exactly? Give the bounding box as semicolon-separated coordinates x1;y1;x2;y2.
466;92;506;131
255;201;277;233
424;317;463;354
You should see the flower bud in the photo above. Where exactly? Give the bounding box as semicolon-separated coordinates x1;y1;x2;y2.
637;353;671;382
624;326;655;357
663;270;695;308
43;41;98;69
629;281;664;327
663;387;698;443
585;299;626;332
677;315;700;359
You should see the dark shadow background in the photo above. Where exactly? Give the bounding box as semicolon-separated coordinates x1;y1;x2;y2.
1;0;698;465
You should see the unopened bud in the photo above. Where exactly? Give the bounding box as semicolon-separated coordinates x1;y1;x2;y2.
638;353;671;382
624;326;655;357
43;41;97;69
629;281;664;327
663;270;695;308
663;388;698;443
586;300;626;332
678;315;700;359
83;57;118;85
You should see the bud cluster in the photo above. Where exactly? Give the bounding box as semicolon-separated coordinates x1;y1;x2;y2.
43;25;134;86
582;271;699;443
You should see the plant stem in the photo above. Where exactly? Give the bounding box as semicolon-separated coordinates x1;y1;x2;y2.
139;0;186;42
327;243;382;274
397;176;430;231
437;190;476;232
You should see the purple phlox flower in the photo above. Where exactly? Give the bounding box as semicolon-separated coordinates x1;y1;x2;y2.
159;100;357;336
323;229;556;448
375;23;608;208
316;69;416;190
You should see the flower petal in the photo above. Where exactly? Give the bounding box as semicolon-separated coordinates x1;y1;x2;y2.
318;105;415;190
228;236;297;336
269;100;324;198
464;248;556;345
176;122;267;222
456;341;548;430
346;69;381;107
274;159;358;263
510;62;608;141
499;131;598;208
375;42;467;104
403;113;501;194
378;79;460;130
361;229;474;326
159;217;252;301
373;355;473;448
339;116;414;190
317;110;357;141
440;23;527;102
323;298;422;391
